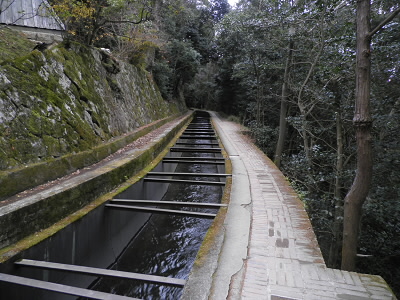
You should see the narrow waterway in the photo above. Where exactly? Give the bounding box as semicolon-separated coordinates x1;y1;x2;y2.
89;141;223;298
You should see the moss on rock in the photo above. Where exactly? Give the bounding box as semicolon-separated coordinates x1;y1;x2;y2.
0;28;183;199
0;28;37;64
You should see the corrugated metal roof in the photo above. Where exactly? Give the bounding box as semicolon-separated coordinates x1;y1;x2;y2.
0;0;64;31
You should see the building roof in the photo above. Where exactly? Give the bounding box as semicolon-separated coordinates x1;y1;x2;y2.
0;0;64;31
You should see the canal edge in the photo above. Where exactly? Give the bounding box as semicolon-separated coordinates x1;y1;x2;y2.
0;112;194;263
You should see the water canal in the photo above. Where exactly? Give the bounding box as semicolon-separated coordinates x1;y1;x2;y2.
0;111;227;299
90;151;222;299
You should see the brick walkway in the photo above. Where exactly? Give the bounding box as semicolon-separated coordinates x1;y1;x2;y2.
207;115;395;300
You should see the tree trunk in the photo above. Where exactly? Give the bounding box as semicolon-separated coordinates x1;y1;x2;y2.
341;2;400;271
341;0;372;271
328;110;344;268
275;39;293;168
296;31;324;167
250;57;262;125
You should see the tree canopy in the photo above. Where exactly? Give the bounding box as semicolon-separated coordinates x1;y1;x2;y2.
212;0;400;296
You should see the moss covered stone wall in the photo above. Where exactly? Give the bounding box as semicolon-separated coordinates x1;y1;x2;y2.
0;30;183;198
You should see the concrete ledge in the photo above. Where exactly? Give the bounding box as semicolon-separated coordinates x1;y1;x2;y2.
0;113;193;249
0;115;180;201
182;112;250;300
0;25;64;42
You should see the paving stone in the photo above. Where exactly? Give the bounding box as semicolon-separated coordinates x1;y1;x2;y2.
334;282;368;293
349;272;364;286
241;290;269;300
315;266;332;281
290;271;304;288
342;271;356;285
370;295;395;300
271;296;302;300
269;286;304;299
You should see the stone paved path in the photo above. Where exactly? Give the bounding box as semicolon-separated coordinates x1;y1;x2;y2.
207;114;396;300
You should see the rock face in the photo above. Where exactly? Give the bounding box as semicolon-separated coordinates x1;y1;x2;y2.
0;43;180;170
0;40;183;199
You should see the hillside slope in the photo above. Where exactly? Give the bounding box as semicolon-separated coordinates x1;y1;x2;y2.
0;28;183;198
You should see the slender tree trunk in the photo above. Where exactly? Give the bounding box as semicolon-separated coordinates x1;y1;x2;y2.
328;110;344;268
297;30;324;166
379;98;400;141
87;4;104;46
250;58;261;125
341;0;372;271
335;113;344;204
256;77;261;125
275;39;293;168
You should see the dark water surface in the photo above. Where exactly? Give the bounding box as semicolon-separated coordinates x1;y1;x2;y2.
90;151;223;299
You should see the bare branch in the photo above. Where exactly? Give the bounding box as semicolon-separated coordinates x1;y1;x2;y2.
104;8;150;25
1;0;11;15
368;7;400;38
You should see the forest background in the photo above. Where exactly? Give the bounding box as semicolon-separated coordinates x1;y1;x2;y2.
2;0;399;297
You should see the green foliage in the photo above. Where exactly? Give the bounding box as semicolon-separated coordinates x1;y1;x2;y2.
48;0;219;105
210;0;230;22
50;0;101;44
226;115;241;123
167;39;201;82
209;0;400;296
151;53;173;100
247;121;277;157
186;62;218;108
50;0;153;46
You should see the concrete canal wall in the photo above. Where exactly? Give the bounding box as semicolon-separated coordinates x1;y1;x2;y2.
0;151;183;300
0;113;192;252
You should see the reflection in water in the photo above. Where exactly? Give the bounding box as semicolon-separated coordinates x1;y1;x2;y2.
90;147;223;299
